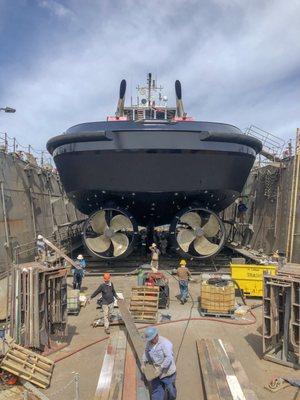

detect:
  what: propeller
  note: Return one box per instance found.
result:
[171,209,225,258]
[84,209,134,257]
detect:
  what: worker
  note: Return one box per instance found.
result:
[176,259,191,304]
[72,260,84,291]
[76,254,86,274]
[142,327,176,400]
[149,243,160,270]
[36,235,46,263]
[89,273,118,334]
[237,198,248,223]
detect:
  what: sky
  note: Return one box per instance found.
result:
[0,0,299,154]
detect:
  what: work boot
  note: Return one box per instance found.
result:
[105,328,110,334]
[180,298,184,305]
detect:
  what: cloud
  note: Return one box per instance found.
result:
[37,0,74,18]
[0,0,299,153]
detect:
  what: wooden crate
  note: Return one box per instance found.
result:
[200,281,235,314]
[0,343,54,388]
[129,286,159,323]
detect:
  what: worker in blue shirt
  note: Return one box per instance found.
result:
[72,254,86,291]
[142,327,177,400]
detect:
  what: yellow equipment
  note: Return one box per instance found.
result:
[231,263,277,297]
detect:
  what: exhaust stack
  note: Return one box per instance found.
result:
[116,79,127,117]
[175,80,185,118]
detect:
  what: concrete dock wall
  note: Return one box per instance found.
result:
[225,157,297,260]
[0,150,82,273]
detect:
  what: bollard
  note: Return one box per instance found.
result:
[74,372,79,400]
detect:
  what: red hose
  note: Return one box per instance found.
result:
[54,312,256,364]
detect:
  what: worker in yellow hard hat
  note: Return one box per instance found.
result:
[176,259,191,304]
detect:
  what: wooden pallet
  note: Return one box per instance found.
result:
[0,343,54,389]
[197,338,258,400]
[129,286,159,323]
[94,330,150,400]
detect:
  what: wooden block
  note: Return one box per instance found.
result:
[123,337,137,400]
[109,331,127,400]
[196,339,220,400]
[94,334,118,400]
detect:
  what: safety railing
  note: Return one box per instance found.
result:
[0,131,54,169]
[245,125,286,160]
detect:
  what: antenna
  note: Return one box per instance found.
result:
[147,73,152,107]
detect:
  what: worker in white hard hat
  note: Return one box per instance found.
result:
[176,259,191,304]
[76,254,86,269]
[142,327,177,400]
[72,254,86,291]
[149,243,160,270]
[36,235,46,263]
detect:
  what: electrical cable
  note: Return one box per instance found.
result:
[164,270,195,363]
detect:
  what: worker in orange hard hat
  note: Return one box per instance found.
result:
[89,272,119,334]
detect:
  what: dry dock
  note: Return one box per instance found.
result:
[39,274,300,400]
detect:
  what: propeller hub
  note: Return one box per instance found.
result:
[194,227,204,237]
[104,228,115,238]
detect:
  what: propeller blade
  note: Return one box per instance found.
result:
[203,214,220,237]
[110,214,133,232]
[86,235,111,253]
[193,236,219,256]
[180,212,202,230]
[90,210,108,234]
[111,233,129,257]
[177,229,196,252]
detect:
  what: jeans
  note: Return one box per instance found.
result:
[151,373,177,400]
[179,280,188,302]
[102,302,114,329]
[73,274,82,290]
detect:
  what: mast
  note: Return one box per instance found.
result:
[147,73,152,107]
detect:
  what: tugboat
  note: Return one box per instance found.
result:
[47,74,262,260]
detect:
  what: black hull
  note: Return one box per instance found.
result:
[47,120,262,225]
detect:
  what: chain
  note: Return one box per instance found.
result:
[264,169,279,199]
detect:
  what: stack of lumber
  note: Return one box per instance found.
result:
[200,280,235,316]
[0,342,54,389]
[197,338,258,400]
[94,330,149,400]
[129,286,159,323]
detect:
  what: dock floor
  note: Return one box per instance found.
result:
[41,274,300,400]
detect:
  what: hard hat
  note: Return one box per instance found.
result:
[103,272,111,282]
[145,326,158,342]
[37,234,43,240]
[151,243,157,247]
[77,254,83,260]
[180,259,187,266]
